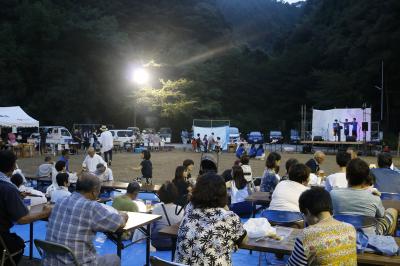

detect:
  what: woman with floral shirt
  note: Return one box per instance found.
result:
[174,172,247,266]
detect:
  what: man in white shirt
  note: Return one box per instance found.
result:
[325,151,351,192]
[82,147,107,173]
[99,125,114,166]
[94,163,114,182]
[37,156,54,177]
[51,173,71,203]
[268,163,309,212]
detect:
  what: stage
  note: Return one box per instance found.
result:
[301,140,379,155]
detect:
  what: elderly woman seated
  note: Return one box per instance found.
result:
[287,188,357,265]
[174,172,247,265]
[330,158,398,235]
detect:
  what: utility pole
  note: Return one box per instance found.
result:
[375,61,384,122]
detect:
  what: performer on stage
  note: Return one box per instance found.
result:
[351,118,358,139]
[333,119,340,141]
[340,118,350,139]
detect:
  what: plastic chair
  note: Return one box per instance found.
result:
[380,192,400,201]
[0,235,23,266]
[34,239,80,266]
[333,214,376,229]
[150,256,187,266]
[229,201,253,218]
[260,210,304,228]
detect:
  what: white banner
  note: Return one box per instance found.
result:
[192,126,229,150]
[312,108,371,141]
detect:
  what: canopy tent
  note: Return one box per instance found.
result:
[0,106,39,128]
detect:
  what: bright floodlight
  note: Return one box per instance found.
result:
[131,68,149,85]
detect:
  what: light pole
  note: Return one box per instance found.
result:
[129,67,150,127]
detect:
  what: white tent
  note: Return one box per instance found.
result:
[0,106,39,128]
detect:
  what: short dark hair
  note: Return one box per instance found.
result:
[377,152,392,168]
[55,160,66,172]
[76,173,101,193]
[44,156,52,162]
[61,150,68,156]
[191,172,227,209]
[336,151,351,167]
[299,187,333,216]
[232,165,247,190]
[289,163,310,184]
[56,173,69,187]
[183,159,194,168]
[157,181,178,204]
[285,158,299,173]
[11,173,24,187]
[266,152,281,169]
[127,181,141,194]
[0,150,16,173]
[142,150,151,160]
[346,158,370,186]
[240,155,250,165]
[174,166,186,181]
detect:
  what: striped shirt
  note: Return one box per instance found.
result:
[287,238,308,266]
[44,192,124,265]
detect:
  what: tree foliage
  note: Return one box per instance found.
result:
[0,0,399,140]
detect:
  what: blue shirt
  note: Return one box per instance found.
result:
[351,121,358,131]
[58,156,69,172]
[371,168,400,193]
[260,169,279,193]
[256,147,264,157]
[0,172,28,232]
[236,147,245,159]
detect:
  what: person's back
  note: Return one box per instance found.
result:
[325,172,347,192]
[37,163,53,177]
[51,186,71,204]
[45,192,124,265]
[230,180,249,204]
[371,167,400,193]
[260,169,278,192]
[269,180,308,212]
[291,219,357,265]
[330,188,384,218]
[112,194,138,212]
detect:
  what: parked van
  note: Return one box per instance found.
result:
[229,127,240,143]
[109,129,134,146]
[40,126,73,144]
[159,127,172,143]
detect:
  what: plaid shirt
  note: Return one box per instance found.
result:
[44,192,124,265]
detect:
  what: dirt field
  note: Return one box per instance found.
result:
[16,148,400,184]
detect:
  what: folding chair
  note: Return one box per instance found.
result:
[333,214,376,230]
[381,192,400,201]
[229,201,253,218]
[260,210,304,228]
[34,239,80,266]
[0,235,23,266]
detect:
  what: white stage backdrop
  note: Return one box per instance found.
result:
[192,126,229,150]
[312,108,371,141]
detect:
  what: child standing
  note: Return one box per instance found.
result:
[133,150,153,184]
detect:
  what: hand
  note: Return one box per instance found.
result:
[42,204,53,216]
[20,192,30,198]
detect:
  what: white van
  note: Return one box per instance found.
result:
[40,126,73,145]
[109,129,135,147]
[229,127,240,143]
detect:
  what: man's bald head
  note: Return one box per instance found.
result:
[76,172,101,197]
[87,147,95,157]
[314,151,326,164]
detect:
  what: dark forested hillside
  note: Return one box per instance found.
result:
[0,0,399,142]
[216,0,302,53]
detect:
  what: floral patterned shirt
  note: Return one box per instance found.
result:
[174,205,245,266]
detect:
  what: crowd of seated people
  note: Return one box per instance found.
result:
[2,145,400,266]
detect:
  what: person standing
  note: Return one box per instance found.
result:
[351,118,358,139]
[333,119,340,141]
[203,134,208,152]
[40,129,47,155]
[99,125,113,166]
[341,118,350,139]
